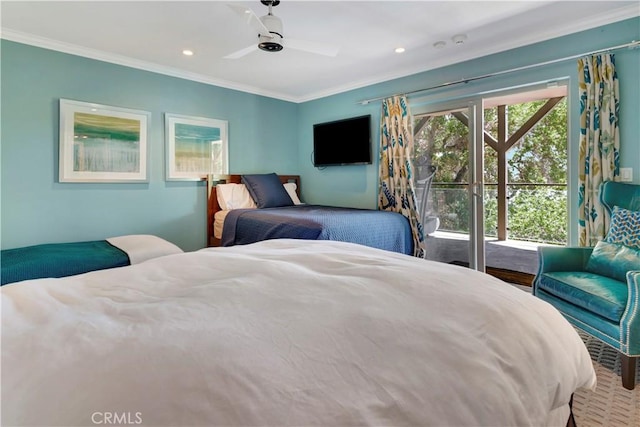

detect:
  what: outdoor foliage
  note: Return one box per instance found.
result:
[413,98,568,244]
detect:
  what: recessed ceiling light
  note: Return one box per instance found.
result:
[433,41,446,49]
[182,50,194,56]
[395,47,405,54]
[451,34,468,45]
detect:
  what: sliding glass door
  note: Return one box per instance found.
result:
[413,83,568,277]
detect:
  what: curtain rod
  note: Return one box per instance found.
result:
[357,40,640,105]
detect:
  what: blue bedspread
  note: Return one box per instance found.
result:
[222,205,413,255]
[1,240,130,285]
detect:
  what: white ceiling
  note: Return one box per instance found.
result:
[1,1,638,103]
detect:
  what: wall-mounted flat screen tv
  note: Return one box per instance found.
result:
[313,115,372,167]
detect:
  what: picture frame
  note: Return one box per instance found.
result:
[59,99,151,183]
[165,113,229,181]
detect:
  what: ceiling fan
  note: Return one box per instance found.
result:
[224,0,340,59]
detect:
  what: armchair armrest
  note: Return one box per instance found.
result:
[622,271,640,355]
[536,246,594,275]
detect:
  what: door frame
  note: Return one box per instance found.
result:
[412,100,485,272]
[469,100,485,272]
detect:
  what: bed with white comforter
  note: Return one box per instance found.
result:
[1,239,596,426]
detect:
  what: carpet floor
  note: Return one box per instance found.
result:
[573,331,640,427]
[508,283,638,426]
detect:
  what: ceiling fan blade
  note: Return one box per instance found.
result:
[227,4,271,36]
[223,44,259,59]
[285,38,340,57]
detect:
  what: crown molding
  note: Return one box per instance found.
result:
[0,28,299,103]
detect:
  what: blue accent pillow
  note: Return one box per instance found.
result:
[586,240,640,282]
[605,206,640,250]
[241,173,293,208]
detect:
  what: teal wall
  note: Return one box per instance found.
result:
[1,41,299,250]
[297,17,640,244]
[2,18,638,250]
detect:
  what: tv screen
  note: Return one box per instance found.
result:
[313,115,372,167]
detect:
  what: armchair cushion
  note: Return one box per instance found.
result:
[537,271,627,322]
[605,206,640,250]
[585,240,640,282]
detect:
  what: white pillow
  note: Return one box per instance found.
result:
[216,184,257,210]
[283,182,303,205]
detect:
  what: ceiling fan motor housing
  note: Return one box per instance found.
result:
[258,14,283,52]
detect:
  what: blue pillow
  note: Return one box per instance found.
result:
[586,240,640,282]
[605,206,640,250]
[241,173,293,208]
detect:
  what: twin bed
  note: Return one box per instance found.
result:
[207,174,413,255]
[1,234,183,285]
[1,175,597,426]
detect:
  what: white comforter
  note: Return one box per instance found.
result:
[1,239,596,427]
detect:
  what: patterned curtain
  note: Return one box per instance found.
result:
[577,54,620,246]
[378,95,424,257]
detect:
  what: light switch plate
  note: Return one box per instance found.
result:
[620,168,633,182]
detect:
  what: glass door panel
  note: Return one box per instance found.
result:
[413,103,484,271]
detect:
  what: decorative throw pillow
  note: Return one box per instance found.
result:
[605,206,640,250]
[241,173,293,208]
[585,240,640,282]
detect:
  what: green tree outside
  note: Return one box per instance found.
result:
[413,98,567,244]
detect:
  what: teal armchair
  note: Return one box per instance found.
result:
[533,181,640,390]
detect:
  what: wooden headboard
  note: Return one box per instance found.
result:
[206,174,301,247]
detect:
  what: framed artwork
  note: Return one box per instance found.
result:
[59,99,151,183]
[165,113,229,181]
